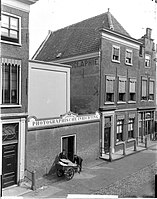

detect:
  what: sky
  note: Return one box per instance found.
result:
[29,0,157,58]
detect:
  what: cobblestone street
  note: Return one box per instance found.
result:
[95,162,156,197]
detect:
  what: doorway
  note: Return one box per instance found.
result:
[62,135,76,161]
[104,117,111,153]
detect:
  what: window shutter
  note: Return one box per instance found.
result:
[130,80,135,93]
[149,81,154,94]
[106,76,115,93]
[119,79,126,93]
[142,80,147,96]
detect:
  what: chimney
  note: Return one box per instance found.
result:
[107,8,114,30]
[146,28,152,39]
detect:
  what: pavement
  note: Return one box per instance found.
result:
[2,140,157,198]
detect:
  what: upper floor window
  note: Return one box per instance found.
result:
[1,58,21,105]
[105,76,115,103]
[125,49,132,65]
[145,54,151,68]
[141,78,147,100]
[118,77,126,102]
[129,79,136,101]
[1,13,20,44]
[112,45,120,62]
[149,80,154,100]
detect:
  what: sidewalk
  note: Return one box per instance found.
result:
[2,140,157,198]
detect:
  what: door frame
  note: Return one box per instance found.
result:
[100,111,115,156]
[1,118,26,187]
[61,134,76,159]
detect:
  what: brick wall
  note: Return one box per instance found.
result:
[27,121,100,179]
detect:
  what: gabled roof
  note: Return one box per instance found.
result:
[33,11,131,61]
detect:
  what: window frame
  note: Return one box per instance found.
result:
[141,77,147,101]
[148,79,155,101]
[112,45,120,63]
[0,58,21,107]
[125,49,133,65]
[118,77,126,103]
[105,75,115,104]
[1,12,21,45]
[116,119,124,142]
[128,78,136,102]
[145,54,151,68]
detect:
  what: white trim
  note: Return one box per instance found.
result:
[0,113,28,119]
[61,134,77,155]
[101,31,140,50]
[1,12,22,45]
[2,0,30,12]
[49,52,100,64]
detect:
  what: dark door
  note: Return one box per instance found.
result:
[2,144,18,188]
[62,136,75,161]
[104,117,111,153]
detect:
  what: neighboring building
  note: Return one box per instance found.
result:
[0,0,38,188]
[28,60,71,119]
[32,10,156,158]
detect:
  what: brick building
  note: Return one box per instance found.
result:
[0,0,38,188]
[33,10,156,159]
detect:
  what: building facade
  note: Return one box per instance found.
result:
[33,10,156,159]
[0,0,38,188]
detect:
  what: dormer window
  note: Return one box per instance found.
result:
[1,13,21,44]
[112,45,120,62]
[145,54,151,67]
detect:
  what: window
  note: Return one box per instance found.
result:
[128,119,134,139]
[141,79,147,100]
[1,58,21,105]
[145,55,151,67]
[112,46,120,62]
[118,77,126,102]
[1,13,20,44]
[129,79,136,101]
[117,120,123,142]
[105,76,115,102]
[149,80,154,100]
[125,50,132,65]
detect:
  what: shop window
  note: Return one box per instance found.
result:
[128,119,134,139]
[1,58,21,105]
[149,80,154,100]
[117,120,124,142]
[118,78,126,102]
[125,49,132,65]
[112,45,120,62]
[1,13,21,44]
[141,79,147,100]
[105,76,115,103]
[129,79,136,101]
[145,54,151,67]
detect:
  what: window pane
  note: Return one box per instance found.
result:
[142,80,147,96]
[119,80,125,93]
[2,64,10,103]
[10,30,18,39]
[2,15,9,28]
[1,28,9,37]
[11,66,18,103]
[10,17,18,30]
[149,81,154,94]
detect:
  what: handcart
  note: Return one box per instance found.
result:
[55,158,78,180]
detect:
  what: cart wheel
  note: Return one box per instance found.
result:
[56,169,64,177]
[65,167,74,180]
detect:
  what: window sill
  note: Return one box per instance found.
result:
[0,104,22,108]
[127,138,136,143]
[128,101,136,104]
[116,141,125,146]
[104,102,115,105]
[125,63,133,66]
[148,100,154,102]
[112,60,120,64]
[0,40,22,46]
[117,101,126,104]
